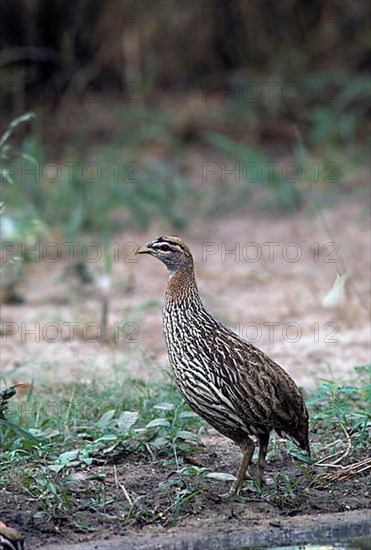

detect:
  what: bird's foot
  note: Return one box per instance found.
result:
[218,488,237,499]
[219,474,267,499]
[218,481,242,499]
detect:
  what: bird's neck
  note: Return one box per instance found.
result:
[165,266,200,306]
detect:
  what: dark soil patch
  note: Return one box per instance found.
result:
[1,435,370,548]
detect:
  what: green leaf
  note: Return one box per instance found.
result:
[338,386,358,394]
[0,112,36,150]
[153,402,175,411]
[48,464,64,473]
[1,168,14,184]
[176,430,199,442]
[94,434,117,443]
[21,152,38,165]
[102,444,119,454]
[206,472,236,481]
[151,436,169,448]
[178,466,207,476]
[58,450,79,463]
[179,411,200,419]
[97,410,115,427]
[0,418,40,443]
[118,411,139,432]
[288,448,313,463]
[145,418,171,428]
[9,112,36,128]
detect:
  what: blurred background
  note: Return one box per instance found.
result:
[1,0,370,386]
[1,0,370,230]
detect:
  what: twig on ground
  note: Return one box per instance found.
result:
[113,465,133,506]
[145,443,155,460]
[315,424,352,468]
[319,457,371,483]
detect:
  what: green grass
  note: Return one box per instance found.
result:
[0,365,370,525]
[202,132,303,212]
[4,148,197,236]
[2,108,199,239]
[0,374,204,521]
[308,364,370,449]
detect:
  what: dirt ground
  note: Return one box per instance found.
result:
[2,194,370,388]
[1,433,370,548]
[1,193,370,548]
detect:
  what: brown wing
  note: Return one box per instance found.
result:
[211,327,310,451]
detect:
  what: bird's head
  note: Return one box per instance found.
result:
[136,236,194,273]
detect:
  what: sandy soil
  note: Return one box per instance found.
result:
[1,195,370,390]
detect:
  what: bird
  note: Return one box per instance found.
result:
[137,236,311,497]
[0,521,24,550]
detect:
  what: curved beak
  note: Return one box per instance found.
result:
[136,244,153,255]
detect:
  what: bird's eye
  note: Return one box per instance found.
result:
[160,244,170,252]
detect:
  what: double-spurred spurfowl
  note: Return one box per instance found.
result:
[137,236,310,496]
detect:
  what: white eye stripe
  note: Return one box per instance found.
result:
[153,243,183,252]
[153,244,172,251]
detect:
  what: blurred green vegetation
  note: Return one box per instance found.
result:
[1,77,369,240]
[0,0,370,238]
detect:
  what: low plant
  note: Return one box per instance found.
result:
[0,366,369,529]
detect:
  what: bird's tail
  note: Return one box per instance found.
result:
[296,428,311,457]
[285,427,311,456]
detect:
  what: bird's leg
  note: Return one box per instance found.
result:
[257,433,270,486]
[220,438,255,499]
